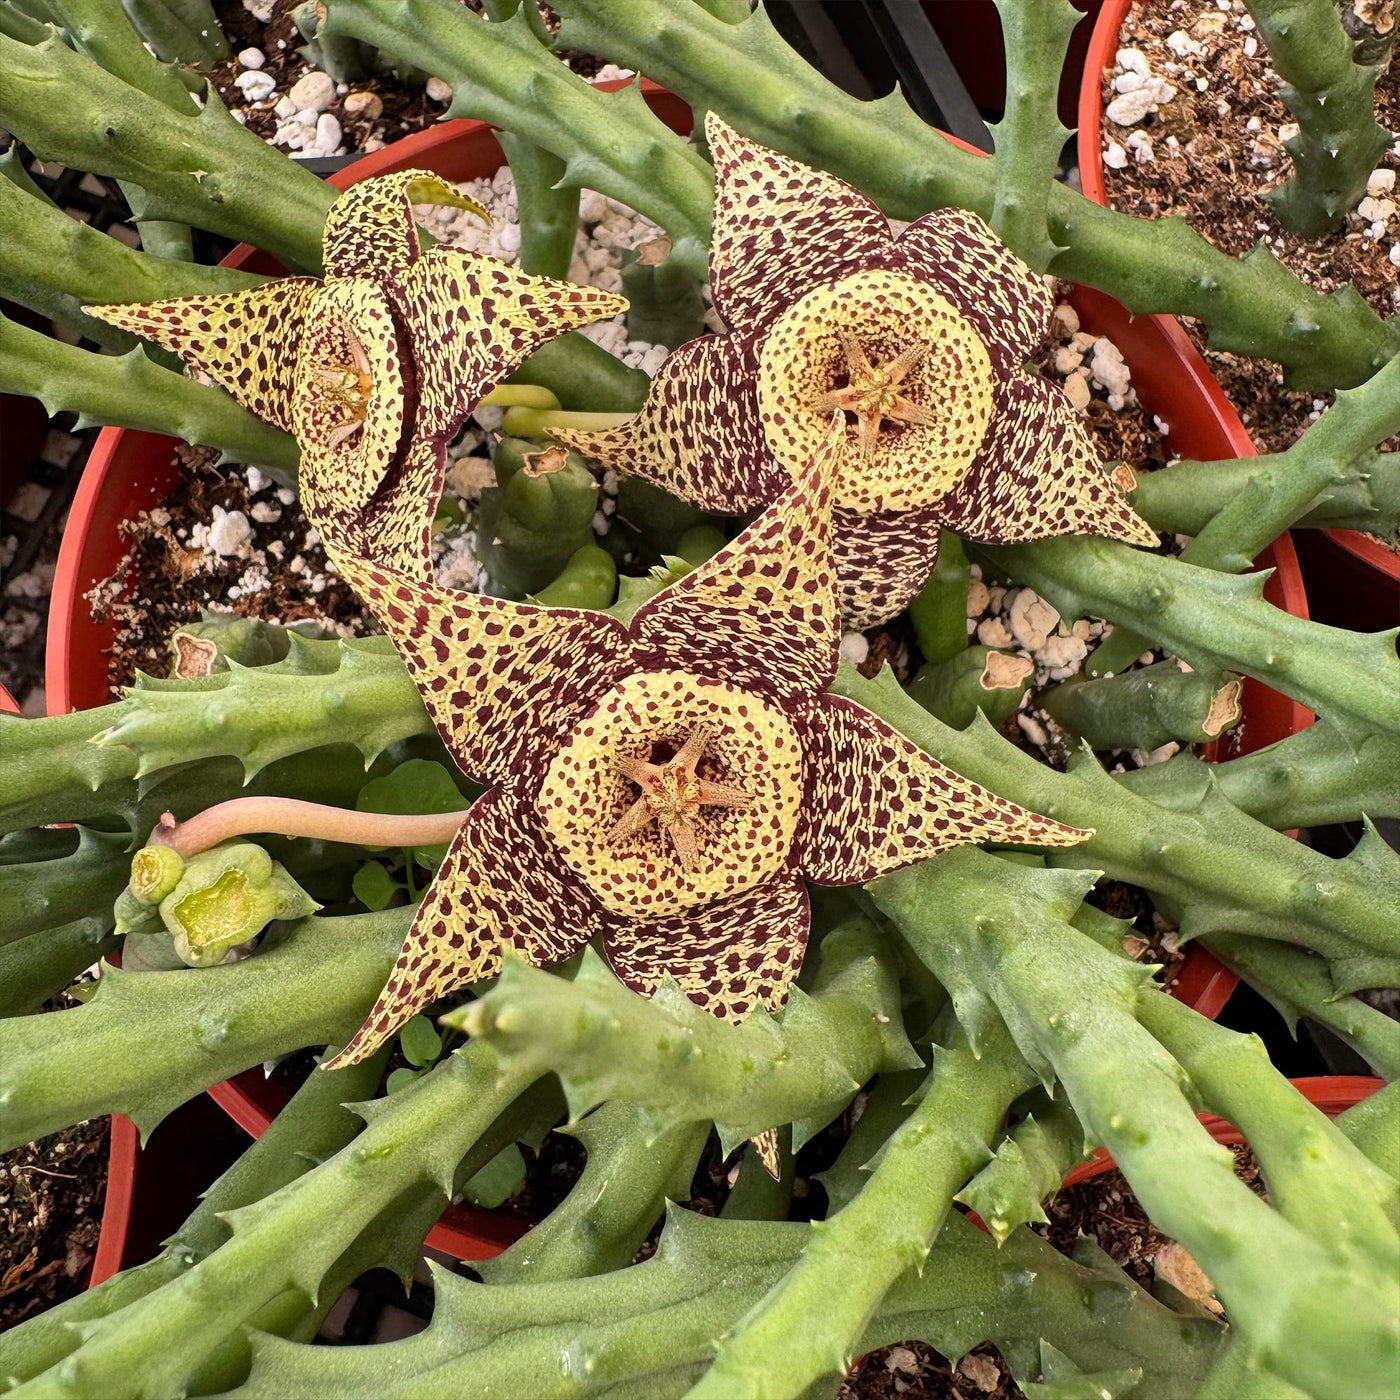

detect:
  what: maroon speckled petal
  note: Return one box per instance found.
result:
[602,869,810,1022]
[552,333,780,513]
[932,371,1158,548]
[833,503,943,631]
[627,419,842,703]
[394,246,627,442]
[894,209,1054,372]
[87,278,319,431]
[332,552,633,787]
[706,112,895,335]
[323,786,599,1068]
[798,694,1090,885]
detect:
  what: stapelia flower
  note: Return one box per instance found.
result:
[318,418,1091,1089]
[88,170,625,575]
[553,115,1158,629]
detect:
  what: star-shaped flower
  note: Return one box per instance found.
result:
[318,418,1090,1077]
[87,170,626,576]
[553,115,1157,629]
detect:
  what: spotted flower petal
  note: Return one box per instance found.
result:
[333,552,631,787]
[552,334,778,512]
[627,417,842,702]
[798,695,1090,885]
[833,504,943,633]
[324,787,599,1068]
[321,168,488,282]
[705,111,893,334]
[601,869,809,1024]
[932,371,1159,548]
[395,246,627,442]
[894,208,1055,371]
[86,278,319,430]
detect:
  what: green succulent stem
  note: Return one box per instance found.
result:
[0,914,119,1017]
[906,532,969,665]
[147,793,469,860]
[0,826,130,944]
[837,666,1400,986]
[497,131,581,281]
[0,907,410,1150]
[1245,0,1394,235]
[0,311,298,470]
[987,0,1079,270]
[119,0,229,67]
[1337,1081,1400,1174]
[1038,661,1243,751]
[550,0,1400,390]
[871,849,1400,1399]
[477,383,562,410]
[905,645,1033,732]
[692,1020,1033,1400]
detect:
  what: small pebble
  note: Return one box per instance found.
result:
[426,76,452,102]
[208,506,252,558]
[1104,140,1128,170]
[237,47,265,69]
[343,90,383,120]
[839,633,870,666]
[288,71,335,114]
[234,70,276,102]
[1368,169,1397,197]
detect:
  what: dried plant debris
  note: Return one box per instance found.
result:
[840,1341,1019,1400]
[0,1118,109,1331]
[1101,0,1400,456]
[88,445,368,694]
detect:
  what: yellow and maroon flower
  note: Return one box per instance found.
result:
[320,419,1090,1074]
[554,115,1158,628]
[87,170,625,576]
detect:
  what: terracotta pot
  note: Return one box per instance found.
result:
[1077,0,1400,620]
[1060,1075,1384,1187]
[48,89,1312,1240]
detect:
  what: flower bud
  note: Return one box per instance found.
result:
[158,842,319,968]
[128,844,186,905]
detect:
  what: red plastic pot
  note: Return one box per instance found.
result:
[1078,0,1400,620]
[1060,1075,1384,1187]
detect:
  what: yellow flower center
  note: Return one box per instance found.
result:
[537,671,803,917]
[755,267,996,514]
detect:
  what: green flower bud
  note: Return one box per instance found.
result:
[114,886,167,937]
[129,844,186,905]
[534,544,617,609]
[158,841,319,968]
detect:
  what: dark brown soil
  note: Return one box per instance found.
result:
[1100,1,1400,457]
[842,1342,1018,1400]
[0,1118,109,1332]
[89,445,367,694]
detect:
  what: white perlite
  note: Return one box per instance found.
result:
[234,70,276,102]
[208,506,253,558]
[237,47,265,69]
[838,633,870,666]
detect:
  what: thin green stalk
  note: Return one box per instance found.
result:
[497,131,581,281]
[906,533,969,665]
[1336,1081,1400,1174]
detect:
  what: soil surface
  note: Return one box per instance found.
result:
[1099,0,1400,458]
[0,1118,109,1332]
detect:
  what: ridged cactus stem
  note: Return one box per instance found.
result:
[1117,719,1400,830]
[969,534,1400,738]
[0,907,411,1149]
[497,132,581,281]
[1092,348,1400,677]
[0,311,298,470]
[1246,0,1394,234]
[0,32,334,272]
[147,794,468,860]
[1137,989,1400,1246]
[814,1068,925,1213]
[0,1044,385,1387]
[454,923,921,1146]
[478,1103,710,1285]
[323,0,714,275]
[0,914,119,1017]
[1199,933,1400,1081]
[10,1049,536,1400]
[988,0,1079,270]
[0,826,130,943]
[691,1021,1033,1400]
[119,0,229,67]
[1337,1081,1400,1173]
[550,0,1400,390]
[906,645,1034,732]
[1128,450,1400,541]
[1039,661,1243,751]
[872,848,1400,1399]
[836,667,1400,984]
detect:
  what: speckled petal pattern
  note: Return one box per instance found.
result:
[755,267,996,514]
[323,786,599,1068]
[87,278,319,430]
[932,371,1159,548]
[394,247,628,441]
[832,503,943,631]
[537,670,805,917]
[895,208,1055,372]
[601,869,810,1024]
[627,421,842,702]
[322,168,488,281]
[332,552,632,787]
[552,332,778,512]
[706,112,893,335]
[799,694,1090,884]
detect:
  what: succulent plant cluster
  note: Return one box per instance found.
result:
[1,1,1398,1397]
